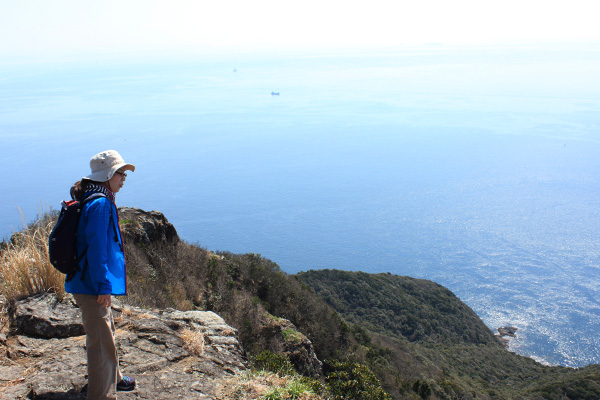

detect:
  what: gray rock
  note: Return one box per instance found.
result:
[118,207,179,245]
[255,313,323,377]
[497,326,518,337]
[496,326,518,348]
[2,294,247,400]
[8,293,84,338]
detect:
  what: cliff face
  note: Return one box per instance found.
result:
[2,292,246,399]
[0,207,324,400]
[2,207,600,400]
[116,208,324,377]
[118,207,179,245]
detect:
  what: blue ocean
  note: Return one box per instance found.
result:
[1,44,599,367]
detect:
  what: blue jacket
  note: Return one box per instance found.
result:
[64,195,127,296]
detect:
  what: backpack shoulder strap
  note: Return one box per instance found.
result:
[80,193,119,241]
[109,203,122,251]
[80,192,106,205]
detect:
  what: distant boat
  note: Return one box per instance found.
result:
[271,92,280,96]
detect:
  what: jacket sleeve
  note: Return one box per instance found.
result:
[84,198,113,294]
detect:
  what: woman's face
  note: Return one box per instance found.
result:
[108,168,127,193]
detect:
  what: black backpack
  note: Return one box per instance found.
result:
[48,193,106,282]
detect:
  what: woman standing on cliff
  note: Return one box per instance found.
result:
[66,150,137,400]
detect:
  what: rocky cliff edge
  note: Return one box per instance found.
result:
[1,292,247,399]
[0,207,324,399]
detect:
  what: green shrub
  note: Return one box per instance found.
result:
[252,351,297,376]
[324,360,392,400]
[262,387,285,400]
[261,378,317,400]
[282,328,303,344]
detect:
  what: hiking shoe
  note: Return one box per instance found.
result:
[117,376,136,391]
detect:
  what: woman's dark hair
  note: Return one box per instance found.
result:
[71,179,106,201]
[70,180,90,201]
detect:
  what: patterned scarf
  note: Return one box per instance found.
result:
[85,183,116,203]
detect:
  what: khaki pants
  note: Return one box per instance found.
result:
[74,294,123,400]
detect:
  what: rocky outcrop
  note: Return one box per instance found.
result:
[8,294,84,338]
[496,326,518,347]
[116,206,324,379]
[1,208,327,398]
[1,293,247,399]
[118,207,179,245]
[254,313,323,377]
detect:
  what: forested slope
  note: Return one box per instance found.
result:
[297,269,600,399]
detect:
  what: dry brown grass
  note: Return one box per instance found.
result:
[180,328,206,356]
[0,211,65,301]
[119,305,157,320]
[0,294,7,333]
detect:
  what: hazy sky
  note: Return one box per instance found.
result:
[1,0,599,59]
